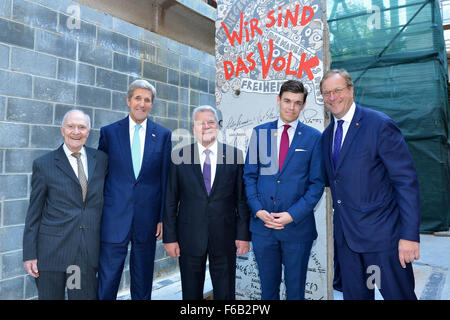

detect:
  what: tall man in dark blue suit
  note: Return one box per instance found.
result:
[321,69,420,300]
[97,79,171,300]
[243,80,325,300]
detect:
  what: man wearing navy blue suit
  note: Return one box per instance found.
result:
[243,80,325,300]
[321,69,420,300]
[97,79,171,300]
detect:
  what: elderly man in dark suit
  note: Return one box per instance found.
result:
[23,109,108,300]
[163,105,251,300]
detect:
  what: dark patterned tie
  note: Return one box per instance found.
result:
[279,124,291,171]
[72,152,88,202]
[203,149,211,195]
[332,120,344,168]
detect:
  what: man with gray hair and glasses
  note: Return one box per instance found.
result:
[97,79,172,300]
[23,110,108,299]
[321,69,420,300]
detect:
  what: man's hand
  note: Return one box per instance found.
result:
[164,242,180,258]
[156,222,163,241]
[256,209,284,229]
[398,239,420,268]
[235,240,250,255]
[24,259,39,278]
[270,212,293,226]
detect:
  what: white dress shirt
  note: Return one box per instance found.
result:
[332,102,356,149]
[197,140,218,187]
[276,118,299,152]
[63,144,88,180]
[129,116,147,168]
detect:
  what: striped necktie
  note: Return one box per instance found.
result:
[71,152,87,202]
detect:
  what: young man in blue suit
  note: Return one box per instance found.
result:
[321,69,420,300]
[97,80,171,300]
[243,80,325,300]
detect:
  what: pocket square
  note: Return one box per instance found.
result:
[295,148,307,151]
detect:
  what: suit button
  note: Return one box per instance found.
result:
[337,200,342,204]
[277,180,280,184]
[334,180,338,184]
[270,196,274,200]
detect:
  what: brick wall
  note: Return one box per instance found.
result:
[0,0,215,299]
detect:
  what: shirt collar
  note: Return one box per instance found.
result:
[277,118,298,130]
[63,143,85,158]
[129,116,147,131]
[197,139,218,156]
[333,102,356,124]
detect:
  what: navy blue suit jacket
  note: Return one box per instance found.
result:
[322,104,421,253]
[98,116,171,243]
[243,120,325,242]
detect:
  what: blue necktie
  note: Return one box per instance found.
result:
[203,149,211,195]
[332,120,344,168]
[132,124,142,179]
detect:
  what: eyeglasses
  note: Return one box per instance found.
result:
[194,120,218,128]
[322,86,348,98]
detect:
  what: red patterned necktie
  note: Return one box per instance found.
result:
[279,124,291,171]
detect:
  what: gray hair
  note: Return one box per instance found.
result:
[61,109,91,130]
[320,69,354,93]
[128,79,157,102]
[191,105,219,124]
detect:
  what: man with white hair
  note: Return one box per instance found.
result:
[163,105,250,300]
[23,110,108,299]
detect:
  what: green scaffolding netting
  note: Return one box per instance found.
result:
[327,0,450,232]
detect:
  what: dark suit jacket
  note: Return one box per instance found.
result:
[98,116,171,243]
[322,104,421,253]
[243,120,325,242]
[163,143,251,257]
[23,145,108,271]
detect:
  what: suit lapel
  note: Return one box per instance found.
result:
[279,122,303,175]
[267,120,278,170]
[138,118,156,181]
[335,105,363,170]
[323,120,335,174]
[54,145,79,185]
[191,143,208,196]
[209,143,226,196]
[85,147,97,186]
[117,116,135,179]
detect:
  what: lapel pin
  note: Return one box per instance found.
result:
[356,123,359,126]
[152,133,156,137]
[274,132,278,136]
[298,132,302,135]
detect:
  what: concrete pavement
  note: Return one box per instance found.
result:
[333,232,450,300]
[118,232,449,300]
